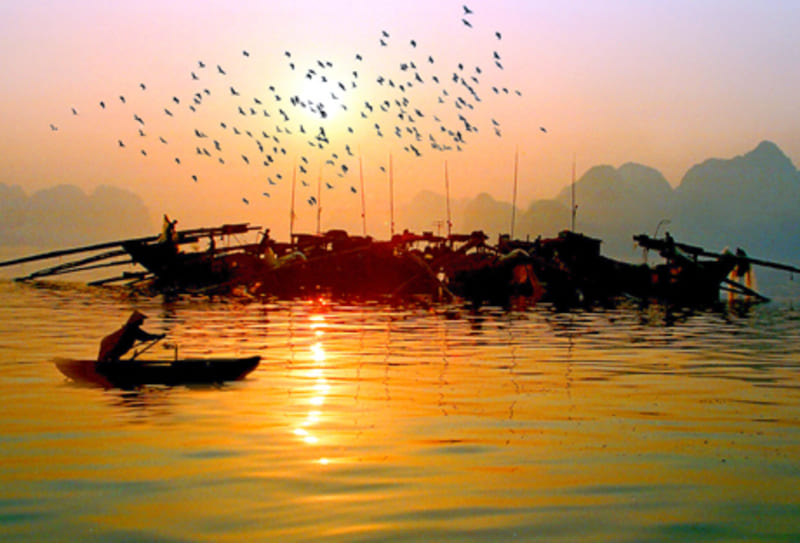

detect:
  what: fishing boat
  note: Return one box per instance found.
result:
[54,356,261,388]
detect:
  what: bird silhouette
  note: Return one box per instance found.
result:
[495,31,502,40]
[198,60,206,68]
[242,198,249,204]
[217,65,226,75]
[140,83,146,90]
[243,50,250,57]
[463,5,473,14]
[462,18,472,27]
[50,124,58,131]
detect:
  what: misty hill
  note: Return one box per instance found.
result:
[0,184,153,248]
[401,141,800,266]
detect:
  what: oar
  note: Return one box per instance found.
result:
[130,335,165,360]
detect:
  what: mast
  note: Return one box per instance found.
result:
[445,160,452,237]
[359,152,367,236]
[290,160,297,242]
[511,146,519,239]
[316,164,322,235]
[389,153,395,237]
[570,153,577,232]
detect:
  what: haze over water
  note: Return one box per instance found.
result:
[2,280,800,542]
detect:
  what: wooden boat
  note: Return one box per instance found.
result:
[54,356,260,388]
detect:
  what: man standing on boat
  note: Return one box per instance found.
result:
[97,311,164,362]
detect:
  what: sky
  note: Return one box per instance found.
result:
[2,0,799,239]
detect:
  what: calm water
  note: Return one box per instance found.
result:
[2,279,800,542]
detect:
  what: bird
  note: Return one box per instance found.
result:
[242,198,249,204]
[175,157,181,164]
[49,124,58,131]
[172,96,180,104]
[71,107,78,115]
[164,108,173,116]
[134,114,144,125]
[191,72,198,80]
[243,50,250,57]
[198,60,206,68]
[230,86,240,96]
[119,96,126,103]
[192,175,198,182]
[495,31,502,40]
[99,101,105,109]
[539,126,547,133]
[263,192,270,198]
[463,5,473,14]
[217,65,226,75]
[462,18,472,27]
[140,83,146,90]
[350,186,357,193]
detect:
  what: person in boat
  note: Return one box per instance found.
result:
[97,311,165,362]
[157,214,179,254]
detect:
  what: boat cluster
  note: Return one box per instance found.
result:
[110,224,781,308]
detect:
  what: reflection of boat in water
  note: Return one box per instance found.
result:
[54,356,261,389]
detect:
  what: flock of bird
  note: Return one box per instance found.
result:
[51,5,537,210]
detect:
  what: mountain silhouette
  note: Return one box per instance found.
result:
[0,183,153,248]
[402,140,799,267]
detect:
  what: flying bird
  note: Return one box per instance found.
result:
[217,65,226,75]
[140,83,146,90]
[462,18,472,27]
[463,5,473,14]
[242,198,249,204]
[50,124,58,131]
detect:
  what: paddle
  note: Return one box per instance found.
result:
[130,335,166,360]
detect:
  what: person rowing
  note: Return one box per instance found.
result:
[97,311,165,362]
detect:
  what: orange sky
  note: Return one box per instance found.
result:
[2,0,799,239]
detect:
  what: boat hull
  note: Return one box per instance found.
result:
[54,356,260,388]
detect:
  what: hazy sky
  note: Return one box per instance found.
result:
[2,0,799,238]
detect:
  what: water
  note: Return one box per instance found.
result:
[2,279,800,542]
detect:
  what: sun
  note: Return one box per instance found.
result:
[293,78,348,124]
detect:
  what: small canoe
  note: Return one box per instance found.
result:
[54,356,260,388]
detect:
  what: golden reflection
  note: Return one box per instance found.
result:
[290,310,334,463]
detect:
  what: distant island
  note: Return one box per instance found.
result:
[0,184,153,248]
